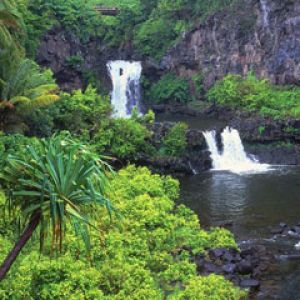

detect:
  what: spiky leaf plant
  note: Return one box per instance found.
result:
[0,134,113,280]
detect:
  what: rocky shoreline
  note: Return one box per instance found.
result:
[188,219,300,299]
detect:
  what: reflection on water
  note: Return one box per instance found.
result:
[179,167,300,239]
[179,167,300,299]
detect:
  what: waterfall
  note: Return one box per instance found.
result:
[203,127,269,174]
[107,60,142,118]
[260,0,270,27]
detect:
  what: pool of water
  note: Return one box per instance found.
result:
[179,167,300,299]
[155,112,225,130]
[157,113,300,299]
[179,167,300,239]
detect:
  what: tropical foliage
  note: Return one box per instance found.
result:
[147,73,192,104]
[161,122,188,157]
[52,85,111,135]
[0,134,113,279]
[208,73,300,119]
[0,165,244,299]
[93,117,152,159]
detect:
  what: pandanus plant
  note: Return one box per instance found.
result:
[0,134,113,281]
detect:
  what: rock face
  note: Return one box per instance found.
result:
[36,27,136,91]
[161,0,300,89]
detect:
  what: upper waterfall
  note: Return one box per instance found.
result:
[107,60,142,118]
[203,127,270,174]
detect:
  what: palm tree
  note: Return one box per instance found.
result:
[0,59,59,132]
[0,0,24,70]
[0,59,59,110]
[0,0,23,48]
[0,134,114,281]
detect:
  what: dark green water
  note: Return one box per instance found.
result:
[178,168,300,300]
[179,168,300,239]
[157,113,300,299]
[155,112,225,130]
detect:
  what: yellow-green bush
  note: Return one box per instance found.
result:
[0,165,242,299]
[170,274,247,300]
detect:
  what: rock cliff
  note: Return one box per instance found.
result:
[161,0,300,89]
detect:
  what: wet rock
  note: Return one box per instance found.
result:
[222,263,237,274]
[253,245,267,255]
[209,248,226,258]
[240,279,260,289]
[279,222,288,228]
[291,226,300,235]
[241,248,256,258]
[162,0,300,90]
[203,262,222,274]
[223,251,235,262]
[237,260,253,275]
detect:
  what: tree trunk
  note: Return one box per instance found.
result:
[0,211,41,281]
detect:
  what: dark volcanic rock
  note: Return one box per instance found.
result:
[222,263,237,274]
[161,0,300,89]
[240,279,260,289]
[237,259,254,275]
[36,26,137,91]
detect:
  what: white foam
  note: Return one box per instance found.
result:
[203,127,270,175]
[107,60,142,118]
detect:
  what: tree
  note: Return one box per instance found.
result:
[0,134,113,280]
[0,59,59,132]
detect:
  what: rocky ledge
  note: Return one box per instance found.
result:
[151,103,300,167]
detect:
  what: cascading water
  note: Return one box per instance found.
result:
[203,127,269,174]
[260,0,270,28]
[107,60,142,118]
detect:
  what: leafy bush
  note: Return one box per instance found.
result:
[52,85,112,134]
[0,134,37,167]
[161,122,188,157]
[0,165,241,299]
[170,274,247,299]
[93,117,152,159]
[208,73,300,119]
[148,74,192,104]
[134,17,178,60]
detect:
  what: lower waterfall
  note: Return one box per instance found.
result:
[203,127,269,174]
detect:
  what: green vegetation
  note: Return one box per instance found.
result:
[0,164,244,298]
[0,1,59,133]
[15,0,238,60]
[93,117,152,159]
[208,73,300,119]
[147,73,192,104]
[0,1,255,298]
[0,134,112,280]
[258,125,265,135]
[52,86,111,135]
[161,122,188,156]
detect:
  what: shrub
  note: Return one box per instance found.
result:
[170,274,247,300]
[207,73,300,119]
[148,74,192,104]
[52,85,112,134]
[0,165,241,299]
[161,122,188,156]
[93,118,152,159]
[134,17,178,60]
